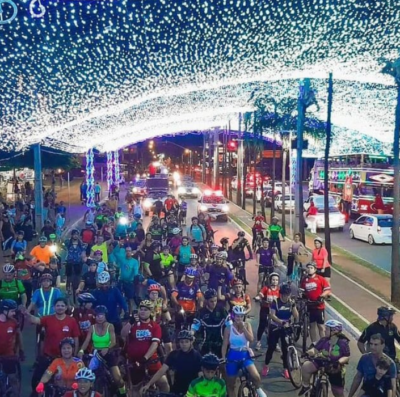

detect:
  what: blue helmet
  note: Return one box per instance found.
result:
[184,267,197,278]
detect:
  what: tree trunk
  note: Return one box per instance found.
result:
[391,81,400,304]
[281,145,287,231]
[324,73,333,265]
[270,136,276,222]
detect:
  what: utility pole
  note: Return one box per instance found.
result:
[237,113,243,207]
[213,129,220,189]
[208,132,213,186]
[202,133,206,183]
[33,143,44,232]
[228,121,233,201]
[294,78,310,243]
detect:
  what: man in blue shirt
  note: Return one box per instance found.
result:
[118,247,139,314]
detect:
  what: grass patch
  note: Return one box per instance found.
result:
[230,214,253,234]
[329,296,368,332]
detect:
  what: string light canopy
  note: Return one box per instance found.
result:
[1,0,399,154]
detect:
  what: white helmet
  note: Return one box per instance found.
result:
[216,251,228,259]
[97,271,110,284]
[75,367,96,381]
[172,228,181,235]
[232,306,246,316]
[3,263,15,273]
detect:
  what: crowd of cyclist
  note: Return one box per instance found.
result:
[0,191,399,397]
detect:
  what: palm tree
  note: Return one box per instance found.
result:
[381,58,400,304]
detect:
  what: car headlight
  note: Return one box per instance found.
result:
[192,187,200,194]
[222,205,229,212]
[200,205,208,212]
[178,187,186,194]
[143,200,152,209]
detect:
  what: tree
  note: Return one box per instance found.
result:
[381,58,400,304]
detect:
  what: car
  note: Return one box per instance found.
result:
[349,214,394,245]
[131,179,147,196]
[304,194,337,211]
[274,194,295,213]
[142,192,169,216]
[198,190,229,222]
[177,182,201,198]
[309,206,346,231]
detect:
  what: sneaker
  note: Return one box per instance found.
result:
[282,369,290,379]
[262,365,269,377]
[275,345,281,353]
[255,341,262,350]
[256,388,267,397]
[298,385,311,396]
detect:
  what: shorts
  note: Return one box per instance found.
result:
[0,356,20,376]
[226,349,254,377]
[98,349,119,367]
[119,281,135,300]
[130,360,162,385]
[258,266,274,275]
[308,308,325,324]
[160,323,172,344]
[317,267,331,278]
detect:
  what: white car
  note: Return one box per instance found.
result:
[177,183,200,198]
[304,194,337,211]
[349,214,393,245]
[274,194,295,213]
[198,190,229,222]
[310,207,346,231]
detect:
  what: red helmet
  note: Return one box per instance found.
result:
[148,283,161,292]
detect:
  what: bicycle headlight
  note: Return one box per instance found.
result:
[50,245,57,253]
[119,217,128,225]
[143,199,152,209]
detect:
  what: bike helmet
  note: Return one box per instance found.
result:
[59,337,75,349]
[306,262,317,269]
[325,320,343,333]
[280,283,292,295]
[70,229,79,235]
[216,251,228,259]
[201,353,220,370]
[151,242,162,250]
[49,233,56,239]
[17,230,25,236]
[184,267,197,278]
[93,250,102,256]
[2,263,15,273]
[237,231,245,237]
[177,330,193,341]
[377,306,395,320]
[94,305,108,315]
[40,273,53,282]
[211,244,219,250]
[314,237,324,244]
[268,272,280,281]
[272,216,279,221]
[75,367,96,382]
[134,213,141,219]
[148,283,161,292]
[190,253,198,260]
[204,288,217,300]
[232,305,246,316]
[232,278,244,286]
[0,299,17,312]
[39,236,47,243]
[139,300,154,310]
[97,271,111,284]
[77,293,96,305]
[220,237,229,244]
[172,228,181,235]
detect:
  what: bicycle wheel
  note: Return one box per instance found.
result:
[315,381,328,397]
[237,380,257,397]
[286,346,302,389]
[301,314,309,353]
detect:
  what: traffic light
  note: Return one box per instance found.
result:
[227,140,237,152]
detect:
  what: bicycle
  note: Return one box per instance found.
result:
[0,355,21,397]
[303,355,332,397]
[395,358,400,397]
[252,230,264,250]
[296,298,321,353]
[226,353,263,397]
[42,383,75,397]
[281,324,302,389]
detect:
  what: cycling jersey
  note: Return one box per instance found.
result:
[270,298,295,325]
[206,265,233,291]
[268,224,284,240]
[0,279,25,301]
[15,259,33,281]
[46,357,84,387]
[259,286,280,308]
[257,247,275,267]
[91,242,109,263]
[228,293,251,311]
[172,281,202,313]
[31,287,63,316]
[300,274,331,310]
[149,225,164,240]
[314,335,351,362]
[252,215,264,228]
[0,318,18,356]
[160,253,175,268]
[72,308,96,344]
[187,376,227,397]
[92,287,128,324]
[151,297,164,323]
[180,202,188,211]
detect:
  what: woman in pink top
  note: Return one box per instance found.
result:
[312,237,331,281]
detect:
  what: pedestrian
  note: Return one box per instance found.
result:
[306,201,318,234]
[94,182,101,203]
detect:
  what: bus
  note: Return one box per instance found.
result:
[309,156,395,217]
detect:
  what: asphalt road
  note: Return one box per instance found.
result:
[20,191,362,397]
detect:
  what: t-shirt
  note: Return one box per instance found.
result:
[46,357,84,387]
[165,349,202,394]
[314,335,351,362]
[0,318,18,356]
[119,257,140,282]
[72,308,96,337]
[175,244,195,265]
[81,229,95,245]
[0,279,25,301]
[362,375,392,397]
[91,241,108,263]
[257,247,275,267]
[172,281,202,313]
[188,224,205,242]
[300,275,331,310]
[187,376,227,397]
[40,315,80,358]
[82,272,97,291]
[357,353,397,381]
[270,298,295,325]
[127,320,161,362]
[206,265,233,291]
[259,286,280,308]
[30,245,53,264]
[15,259,33,281]
[312,247,330,270]
[32,287,63,316]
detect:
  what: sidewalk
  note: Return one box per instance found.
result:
[198,182,400,332]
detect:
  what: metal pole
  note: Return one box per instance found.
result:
[33,143,44,232]
[289,130,292,237]
[213,130,220,189]
[237,113,243,206]
[67,172,71,222]
[228,121,233,201]
[202,133,206,183]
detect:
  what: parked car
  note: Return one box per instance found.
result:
[274,194,295,213]
[308,206,346,231]
[349,214,393,245]
[304,194,337,211]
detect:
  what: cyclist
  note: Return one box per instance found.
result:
[46,257,61,288]
[0,263,27,309]
[252,211,265,250]
[30,236,53,267]
[299,320,350,397]
[153,197,164,218]
[14,251,34,305]
[227,279,251,314]
[312,237,331,282]
[143,242,164,282]
[76,260,98,294]
[11,230,27,257]
[231,231,252,285]
[205,252,233,299]
[148,217,164,242]
[262,283,299,378]
[187,217,206,254]
[186,353,226,397]
[160,245,176,288]
[192,288,228,358]
[164,214,179,242]
[255,272,280,350]
[255,238,278,299]
[36,337,84,391]
[91,271,128,335]
[267,216,285,262]
[81,222,96,255]
[121,300,169,393]
[79,305,125,396]
[299,262,331,345]
[73,293,96,349]
[175,236,196,276]
[358,306,400,361]
[141,330,202,395]
[222,306,266,397]
[62,368,102,397]
[179,198,188,225]
[90,234,111,264]
[0,299,22,392]
[171,268,204,331]
[168,227,182,252]
[208,244,219,263]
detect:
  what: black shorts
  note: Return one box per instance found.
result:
[160,323,172,344]
[316,267,331,278]
[308,309,325,325]
[201,343,223,358]
[258,266,274,275]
